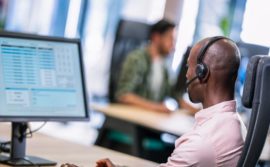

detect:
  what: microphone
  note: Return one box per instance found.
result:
[186,76,198,88]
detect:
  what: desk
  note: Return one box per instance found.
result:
[92,104,194,159]
[92,104,194,136]
[0,123,158,167]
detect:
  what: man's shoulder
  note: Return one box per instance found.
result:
[127,48,148,60]
[120,48,150,75]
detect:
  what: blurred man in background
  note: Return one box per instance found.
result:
[115,19,176,113]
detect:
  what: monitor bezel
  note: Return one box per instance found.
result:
[0,31,89,122]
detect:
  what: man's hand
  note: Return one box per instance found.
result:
[96,158,115,167]
[60,163,78,167]
[150,103,171,113]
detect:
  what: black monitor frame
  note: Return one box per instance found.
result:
[0,31,89,166]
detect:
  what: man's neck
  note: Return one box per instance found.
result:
[202,88,235,109]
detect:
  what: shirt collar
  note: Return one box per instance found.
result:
[195,100,236,125]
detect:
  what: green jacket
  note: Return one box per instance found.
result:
[115,48,172,102]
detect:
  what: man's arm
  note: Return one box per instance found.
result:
[118,93,170,113]
[158,133,215,167]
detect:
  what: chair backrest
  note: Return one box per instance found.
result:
[173,46,191,96]
[237,55,270,167]
[108,19,150,101]
[236,42,269,59]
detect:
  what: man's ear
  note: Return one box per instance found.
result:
[151,33,158,41]
[201,69,210,83]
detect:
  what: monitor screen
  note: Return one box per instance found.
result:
[0,32,88,121]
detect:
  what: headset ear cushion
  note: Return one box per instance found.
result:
[196,63,208,79]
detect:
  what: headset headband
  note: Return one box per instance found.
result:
[197,36,228,64]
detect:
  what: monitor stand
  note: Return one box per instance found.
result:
[0,122,57,166]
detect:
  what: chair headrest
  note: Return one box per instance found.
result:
[242,55,263,108]
[116,20,150,40]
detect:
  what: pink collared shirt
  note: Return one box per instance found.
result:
[159,100,246,167]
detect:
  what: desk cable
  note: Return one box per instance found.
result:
[0,141,10,153]
[24,122,47,138]
[0,122,47,153]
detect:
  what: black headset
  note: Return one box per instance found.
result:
[186,36,229,87]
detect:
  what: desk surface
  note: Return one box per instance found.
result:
[92,104,194,136]
[0,123,158,167]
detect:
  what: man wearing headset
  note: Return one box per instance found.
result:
[62,36,246,167]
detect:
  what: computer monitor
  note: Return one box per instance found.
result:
[0,32,89,166]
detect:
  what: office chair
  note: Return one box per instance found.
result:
[173,46,191,96]
[236,42,269,58]
[237,55,270,167]
[108,19,150,101]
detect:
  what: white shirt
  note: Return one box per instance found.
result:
[149,58,165,101]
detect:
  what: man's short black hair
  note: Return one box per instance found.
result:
[149,19,175,38]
